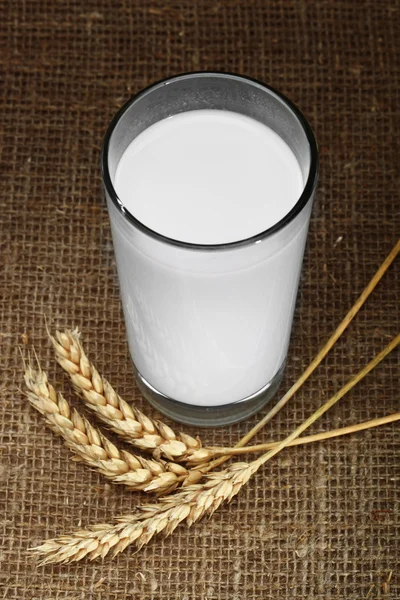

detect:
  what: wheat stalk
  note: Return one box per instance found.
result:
[50,329,201,462]
[24,362,191,494]
[186,412,400,464]
[31,334,399,564]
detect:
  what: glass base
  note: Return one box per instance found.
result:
[133,362,286,427]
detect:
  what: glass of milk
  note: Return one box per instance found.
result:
[101,72,318,426]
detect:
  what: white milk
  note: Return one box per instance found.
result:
[115,110,303,244]
[108,109,311,407]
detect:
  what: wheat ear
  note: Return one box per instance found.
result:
[24,362,190,494]
[31,334,399,564]
[50,329,201,462]
[30,460,258,565]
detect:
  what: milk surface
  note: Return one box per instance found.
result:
[108,110,312,407]
[115,110,303,244]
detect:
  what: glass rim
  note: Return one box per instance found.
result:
[101,71,319,251]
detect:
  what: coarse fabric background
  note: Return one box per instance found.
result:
[0,1,399,598]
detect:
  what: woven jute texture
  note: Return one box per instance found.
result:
[0,1,399,598]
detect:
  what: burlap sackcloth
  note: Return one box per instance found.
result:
[0,1,399,598]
